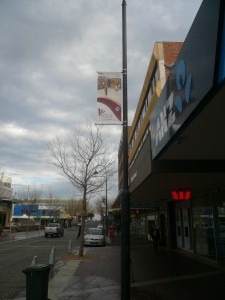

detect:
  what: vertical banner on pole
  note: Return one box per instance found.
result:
[96,72,122,125]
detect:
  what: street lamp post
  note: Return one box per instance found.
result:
[121,1,130,299]
[104,172,108,236]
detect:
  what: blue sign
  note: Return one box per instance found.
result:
[150,0,221,158]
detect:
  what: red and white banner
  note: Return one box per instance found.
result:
[96,72,122,125]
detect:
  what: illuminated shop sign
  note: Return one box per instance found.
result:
[150,0,221,159]
[171,190,191,201]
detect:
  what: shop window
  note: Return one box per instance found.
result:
[192,196,216,260]
[217,196,225,258]
[148,86,152,100]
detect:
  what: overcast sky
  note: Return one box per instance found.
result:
[0,0,202,199]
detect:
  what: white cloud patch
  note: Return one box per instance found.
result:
[1,123,29,138]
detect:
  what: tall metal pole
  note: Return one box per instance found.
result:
[121,0,130,299]
[105,173,108,236]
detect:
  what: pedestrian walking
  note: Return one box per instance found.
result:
[151,224,160,251]
[109,224,114,239]
[77,225,81,240]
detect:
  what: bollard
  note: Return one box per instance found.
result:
[49,247,55,266]
[22,264,51,300]
[31,256,38,266]
[68,238,72,254]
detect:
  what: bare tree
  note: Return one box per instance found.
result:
[95,198,105,223]
[15,185,42,233]
[45,188,61,221]
[18,185,42,217]
[94,196,115,224]
[64,198,82,219]
[48,122,117,256]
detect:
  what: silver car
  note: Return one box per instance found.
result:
[84,228,105,246]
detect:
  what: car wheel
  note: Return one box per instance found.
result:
[45,234,48,238]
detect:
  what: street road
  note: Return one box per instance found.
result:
[0,227,82,299]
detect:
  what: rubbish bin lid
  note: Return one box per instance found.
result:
[23,264,51,274]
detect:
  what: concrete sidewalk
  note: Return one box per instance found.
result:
[48,242,121,300]
[0,229,45,242]
[13,233,225,300]
[129,239,225,300]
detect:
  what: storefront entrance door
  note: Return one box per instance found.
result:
[176,205,191,250]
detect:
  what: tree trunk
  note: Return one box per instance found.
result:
[79,192,86,256]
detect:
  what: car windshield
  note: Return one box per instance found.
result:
[48,223,59,227]
[87,228,103,235]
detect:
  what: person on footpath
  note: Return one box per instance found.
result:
[151,224,160,251]
[109,224,114,240]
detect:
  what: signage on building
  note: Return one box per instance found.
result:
[153,59,192,149]
[150,0,222,159]
[96,72,122,125]
[171,190,191,201]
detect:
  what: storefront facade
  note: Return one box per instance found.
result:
[152,0,225,263]
[165,190,225,263]
[125,0,225,264]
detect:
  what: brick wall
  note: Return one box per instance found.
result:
[163,42,183,78]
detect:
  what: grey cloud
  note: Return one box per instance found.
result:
[0,0,202,197]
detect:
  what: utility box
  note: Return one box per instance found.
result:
[23,264,51,300]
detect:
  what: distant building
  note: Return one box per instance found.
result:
[0,175,13,227]
[12,198,82,227]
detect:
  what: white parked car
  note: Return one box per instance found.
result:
[84,227,105,246]
[45,223,64,237]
